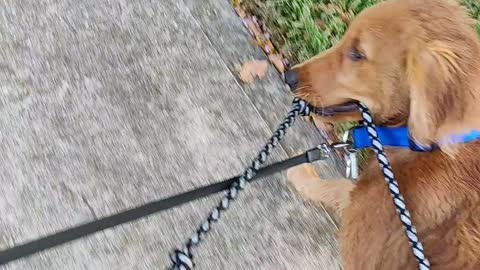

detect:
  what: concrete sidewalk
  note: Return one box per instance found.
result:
[0,0,343,269]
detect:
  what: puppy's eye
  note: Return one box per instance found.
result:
[348,49,366,62]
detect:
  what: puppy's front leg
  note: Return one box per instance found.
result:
[287,163,355,216]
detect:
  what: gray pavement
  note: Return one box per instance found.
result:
[0,0,343,269]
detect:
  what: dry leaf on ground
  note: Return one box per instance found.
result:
[268,54,285,73]
[234,6,247,18]
[230,0,242,6]
[239,60,268,84]
[245,19,263,39]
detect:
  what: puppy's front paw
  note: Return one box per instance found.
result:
[287,164,322,199]
[287,163,318,179]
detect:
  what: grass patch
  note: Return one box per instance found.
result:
[243,0,480,63]
[462,0,480,34]
[242,0,382,63]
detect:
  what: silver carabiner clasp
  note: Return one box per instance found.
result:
[345,149,358,181]
[341,129,359,181]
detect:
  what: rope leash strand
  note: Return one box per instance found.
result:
[358,103,430,270]
[168,98,310,270]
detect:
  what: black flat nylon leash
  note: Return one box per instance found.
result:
[0,119,326,265]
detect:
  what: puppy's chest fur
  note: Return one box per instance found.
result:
[339,142,480,270]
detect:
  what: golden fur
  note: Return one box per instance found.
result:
[287,0,480,269]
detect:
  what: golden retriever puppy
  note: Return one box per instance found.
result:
[285,0,480,269]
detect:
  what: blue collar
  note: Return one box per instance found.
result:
[351,126,480,151]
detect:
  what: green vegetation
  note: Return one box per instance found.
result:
[462,0,480,34]
[244,0,480,64]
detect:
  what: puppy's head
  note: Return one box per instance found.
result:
[288,0,480,145]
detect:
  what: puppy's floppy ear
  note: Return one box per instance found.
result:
[406,40,465,145]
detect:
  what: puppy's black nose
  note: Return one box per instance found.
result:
[284,69,298,91]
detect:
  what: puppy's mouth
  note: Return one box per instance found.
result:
[310,101,359,117]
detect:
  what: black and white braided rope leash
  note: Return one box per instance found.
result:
[168,98,311,270]
[358,103,430,270]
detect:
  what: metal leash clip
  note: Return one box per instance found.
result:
[315,129,358,181]
[341,129,359,181]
